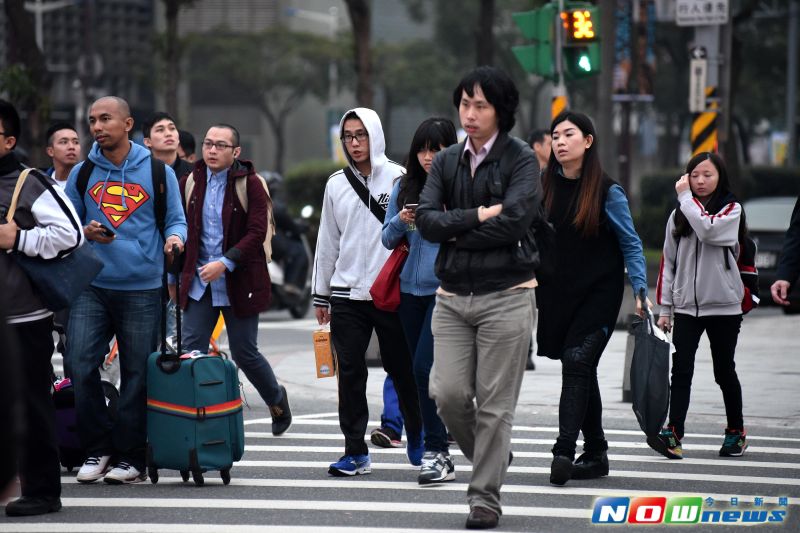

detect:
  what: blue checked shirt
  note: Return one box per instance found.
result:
[188,168,236,305]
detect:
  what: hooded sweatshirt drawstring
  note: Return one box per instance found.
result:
[95,158,130,211]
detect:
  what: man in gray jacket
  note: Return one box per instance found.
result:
[312,108,422,477]
[0,99,84,516]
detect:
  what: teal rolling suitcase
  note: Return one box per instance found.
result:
[146,247,245,486]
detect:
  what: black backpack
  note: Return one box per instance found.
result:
[75,157,168,238]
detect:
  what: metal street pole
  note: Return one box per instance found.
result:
[552,0,568,118]
[787,0,799,167]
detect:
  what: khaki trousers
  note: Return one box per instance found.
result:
[430,288,535,515]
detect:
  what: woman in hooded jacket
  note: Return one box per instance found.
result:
[652,151,749,460]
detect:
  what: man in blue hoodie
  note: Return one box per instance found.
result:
[65,96,187,484]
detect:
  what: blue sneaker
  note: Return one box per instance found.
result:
[328,454,371,477]
[406,432,424,466]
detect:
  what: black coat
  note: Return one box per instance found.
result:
[416,133,542,295]
[776,196,800,284]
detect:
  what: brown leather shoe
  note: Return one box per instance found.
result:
[465,506,499,529]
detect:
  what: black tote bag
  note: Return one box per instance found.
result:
[630,297,671,437]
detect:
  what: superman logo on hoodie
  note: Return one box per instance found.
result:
[88,182,150,228]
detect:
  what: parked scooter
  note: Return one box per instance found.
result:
[268,205,314,319]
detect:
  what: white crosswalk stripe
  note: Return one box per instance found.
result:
[5,413,798,532]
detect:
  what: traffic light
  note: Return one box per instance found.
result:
[512,2,601,81]
[560,4,601,79]
[512,3,557,80]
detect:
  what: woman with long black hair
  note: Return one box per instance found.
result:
[537,111,648,486]
[381,117,458,484]
[652,152,749,460]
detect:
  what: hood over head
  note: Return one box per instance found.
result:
[339,107,386,177]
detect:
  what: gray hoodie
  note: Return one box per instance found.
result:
[312,108,405,306]
[657,189,744,318]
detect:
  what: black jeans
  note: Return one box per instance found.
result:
[669,313,743,439]
[553,329,610,460]
[330,298,422,456]
[13,316,61,499]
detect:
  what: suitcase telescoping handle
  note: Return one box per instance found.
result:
[158,243,182,373]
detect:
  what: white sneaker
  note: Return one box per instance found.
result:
[76,455,112,483]
[103,462,147,484]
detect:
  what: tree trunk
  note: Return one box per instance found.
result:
[345,0,373,107]
[476,0,495,66]
[3,0,53,166]
[164,0,181,118]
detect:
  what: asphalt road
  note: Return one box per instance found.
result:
[2,305,798,532]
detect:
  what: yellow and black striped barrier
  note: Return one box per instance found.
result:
[691,86,718,155]
[552,95,568,119]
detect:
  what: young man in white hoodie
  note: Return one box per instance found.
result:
[313,108,423,476]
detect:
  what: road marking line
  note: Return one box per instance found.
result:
[244,432,800,455]
[244,418,800,443]
[0,524,457,533]
[53,498,590,518]
[241,445,800,469]
[228,460,800,486]
[57,476,797,505]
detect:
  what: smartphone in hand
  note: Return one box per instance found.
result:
[404,203,419,212]
[98,224,115,237]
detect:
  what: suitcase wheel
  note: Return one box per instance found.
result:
[221,468,231,485]
[180,470,190,482]
[148,466,158,484]
[192,469,204,486]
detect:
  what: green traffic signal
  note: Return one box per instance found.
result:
[512,4,557,79]
[512,2,600,81]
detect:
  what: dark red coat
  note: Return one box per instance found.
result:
[178,159,271,317]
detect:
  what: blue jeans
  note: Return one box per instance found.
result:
[381,375,404,436]
[398,293,448,452]
[69,286,161,470]
[181,288,282,406]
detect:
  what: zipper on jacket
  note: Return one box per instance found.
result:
[693,238,700,317]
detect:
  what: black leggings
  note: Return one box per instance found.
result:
[669,313,743,438]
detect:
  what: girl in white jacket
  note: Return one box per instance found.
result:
[651,152,749,460]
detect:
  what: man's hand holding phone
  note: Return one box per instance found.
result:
[84,220,115,244]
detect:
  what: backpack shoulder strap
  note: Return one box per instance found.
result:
[76,160,96,198]
[235,174,249,212]
[151,157,167,238]
[343,167,385,224]
[183,173,196,212]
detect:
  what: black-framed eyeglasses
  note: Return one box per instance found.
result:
[0,131,6,137]
[202,140,236,150]
[341,132,368,144]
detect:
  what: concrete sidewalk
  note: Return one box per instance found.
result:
[270,305,800,430]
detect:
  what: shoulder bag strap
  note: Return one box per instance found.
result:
[5,168,33,222]
[343,167,385,224]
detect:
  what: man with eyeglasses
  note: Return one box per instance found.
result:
[171,124,292,437]
[312,108,423,477]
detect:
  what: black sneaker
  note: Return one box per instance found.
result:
[719,428,748,457]
[269,385,292,436]
[370,426,402,448]
[571,451,609,479]
[418,451,455,485]
[647,426,683,459]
